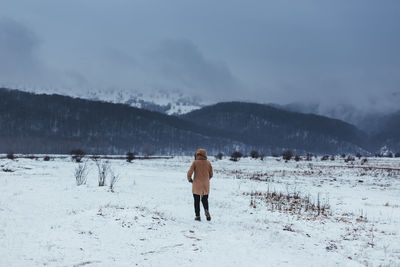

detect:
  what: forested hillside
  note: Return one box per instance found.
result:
[0,88,241,154]
[1,88,398,155]
[182,102,368,154]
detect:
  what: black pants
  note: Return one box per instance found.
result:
[193,194,209,216]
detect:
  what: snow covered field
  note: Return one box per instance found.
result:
[1,156,400,266]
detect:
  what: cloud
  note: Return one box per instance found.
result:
[0,17,41,84]
[103,47,137,69]
[0,1,399,113]
[147,39,242,100]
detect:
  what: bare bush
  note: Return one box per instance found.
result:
[71,149,85,163]
[306,153,313,161]
[321,155,329,161]
[6,151,14,160]
[126,151,135,163]
[282,150,293,161]
[74,163,88,186]
[230,151,243,161]
[250,150,259,159]
[95,160,110,186]
[294,155,301,161]
[215,152,223,160]
[109,168,120,193]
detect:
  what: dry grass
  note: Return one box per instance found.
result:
[244,189,331,218]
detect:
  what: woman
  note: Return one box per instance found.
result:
[187,149,213,221]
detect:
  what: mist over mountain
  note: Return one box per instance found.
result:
[270,102,400,152]
[272,102,399,135]
[373,111,400,152]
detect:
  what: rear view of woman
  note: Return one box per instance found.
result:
[187,149,213,221]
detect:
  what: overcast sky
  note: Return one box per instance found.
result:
[1,0,399,111]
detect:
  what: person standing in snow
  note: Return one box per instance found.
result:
[187,149,213,221]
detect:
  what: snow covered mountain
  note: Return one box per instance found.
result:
[84,88,206,115]
[13,86,206,115]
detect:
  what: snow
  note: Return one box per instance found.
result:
[13,87,205,115]
[1,156,400,266]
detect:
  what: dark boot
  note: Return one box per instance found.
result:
[205,210,211,221]
[195,216,201,221]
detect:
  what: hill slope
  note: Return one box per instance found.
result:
[0,88,239,154]
[0,88,382,154]
[182,102,368,154]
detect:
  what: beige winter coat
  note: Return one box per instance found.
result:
[187,149,213,195]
